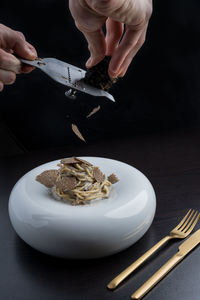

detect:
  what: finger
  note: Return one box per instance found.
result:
[13,39,37,60]
[105,18,124,56]
[82,28,106,68]
[69,1,107,68]
[118,27,147,77]
[1,27,37,60]
[20,41,37,73]
[0,69,16,85]
[108,26,143,77]
[0,81,4,91]
[0,48,21,73]
[14,30,26,41]
[23,41,38,59]
[21,65,35,74]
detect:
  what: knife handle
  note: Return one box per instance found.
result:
[131,253,183,299]
[107,235,171,290]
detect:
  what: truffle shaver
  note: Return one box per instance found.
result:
[20,57,115,102]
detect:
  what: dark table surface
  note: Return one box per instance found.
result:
[1,128,200,300]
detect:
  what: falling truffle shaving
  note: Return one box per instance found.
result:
[86,105,101,118]
[36,157,119,205]
[36,170,59,188]
[72,124,86,142]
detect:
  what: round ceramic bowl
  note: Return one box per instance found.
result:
[9,157,156,259]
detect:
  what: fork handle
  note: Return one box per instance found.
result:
[131,253,183,299]
[107,235,171,290]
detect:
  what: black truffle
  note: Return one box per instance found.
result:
[84,56,117,91]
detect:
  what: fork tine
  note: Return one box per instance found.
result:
[178,209,197,230]
[182,211,198,232]
[173,209,192,230]
[183,212,200,234]
[178,209,196,230]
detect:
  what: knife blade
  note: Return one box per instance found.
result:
[178,228,200,255]
[131,229,200,299]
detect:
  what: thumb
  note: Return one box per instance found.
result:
[1,25,37,59]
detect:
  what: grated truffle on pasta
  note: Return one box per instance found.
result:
[36,157,119,205]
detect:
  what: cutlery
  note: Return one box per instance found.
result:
[107,209,200,290]
[131,228,200,299]
[19,57,115,102]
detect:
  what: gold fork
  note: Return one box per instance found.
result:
[107,209,200,290]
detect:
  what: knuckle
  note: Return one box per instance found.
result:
[0,51,7,65]
[124,39,135,48]
[15,30,25,41]
[0,51,20,72]
[88,0,113,11]
[0,23,9,33]
[133,18,146,31]
[75,21,84,32]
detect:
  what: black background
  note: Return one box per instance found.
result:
[1,3,200,299]
[1,0,200,151]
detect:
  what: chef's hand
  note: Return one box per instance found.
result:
[69,0,152,78]
[0,24,37,91]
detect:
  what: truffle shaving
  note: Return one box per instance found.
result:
[86,105,101,118]
[36,170,59,188]
[55,176,77,192]
[93,167,105,183]
[75,157,92,166]
[107,173,119,184]
[36,157,119,205]
[61,157,80,165]
[72,124,86,142]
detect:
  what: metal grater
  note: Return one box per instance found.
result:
[20,57,115,102]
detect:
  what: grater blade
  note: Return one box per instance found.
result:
[20,57,115,102]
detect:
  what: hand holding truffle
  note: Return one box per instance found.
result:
[0,24,37,91]
[69,0,152,78]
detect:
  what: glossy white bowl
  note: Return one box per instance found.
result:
[8,157,156,259]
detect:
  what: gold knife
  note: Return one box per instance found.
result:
[131,229,200,299]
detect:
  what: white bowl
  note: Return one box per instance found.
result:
[8,157,156,259]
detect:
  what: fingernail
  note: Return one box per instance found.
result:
[26,47,36,57]
[109,69,117,78]
[110,65,117,73]
[86,57,92,68]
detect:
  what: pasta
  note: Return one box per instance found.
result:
[36,157,119,206]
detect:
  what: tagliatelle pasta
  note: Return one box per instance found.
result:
[54,162,112,204]
[36,157,119,205]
